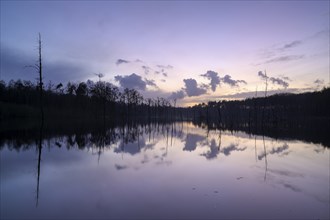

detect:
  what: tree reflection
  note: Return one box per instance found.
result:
[1,120,328,155]
[0,120,327,209]
[35,120,43,207]
[263,135,268,181]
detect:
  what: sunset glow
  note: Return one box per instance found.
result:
[1,1,329,106]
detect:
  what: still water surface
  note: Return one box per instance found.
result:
[1,122,329,219]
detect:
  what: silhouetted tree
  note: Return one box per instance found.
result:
[76,82,88,97]
[66,82,77,95]
[37,33,44,123]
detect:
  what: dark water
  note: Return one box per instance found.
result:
[1,122,329,219]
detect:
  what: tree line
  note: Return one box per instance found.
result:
[1,78,329,124]
[188,87,330,128]
[0,78,177,122]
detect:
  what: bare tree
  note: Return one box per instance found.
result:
[26,33,44,121]
[264,70,268,98]
[262,70,268,127]
[34,33,44,123]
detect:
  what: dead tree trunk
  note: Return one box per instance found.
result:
[38,33,44,123]
[262,70,268,128]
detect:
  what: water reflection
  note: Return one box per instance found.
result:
[0,121,329,219]
[36,121,43,207]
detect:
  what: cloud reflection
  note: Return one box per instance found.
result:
[258,143,290,160]
[183,134,205,152]
[221,143,246,156]
[115,164,128,170]
[200,139,219,159]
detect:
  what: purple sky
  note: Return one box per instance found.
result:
[1,1,329,105]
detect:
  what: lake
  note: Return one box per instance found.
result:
[1,122,329,219]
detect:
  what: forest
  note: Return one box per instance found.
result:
[0,78,174,121]
[1,78,329,125]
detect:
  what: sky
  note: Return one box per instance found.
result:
[1,1,329,106]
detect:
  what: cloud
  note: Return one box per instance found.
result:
[219,91,260,99]
[155,64,173,77]
[216,88,305,99]
[314,79,324,85]
[157,64,173,69]
[168,90,185,100]
[115,59,175,84]
[258,71,268,80]
[200,71,247,90]
[280,40,302,51]
[269,77,289,88]
[221,75,247,87]
[259,39,303,60]
[281,76,291,81]
[0,44,32,78]
[312,29,329,38]
[116,59,130,65]
[183,78,207,97]
[200,70,221,92]
[257,39,304,65]
[141,65,151,75]
[145,78,158,89]
[263,55,304,64]
[314,79,324,84]
[314,79,325,89]
[45,61,90,83]
[115,73,157,91]
[0,44,90,83]
[258,71,289,88]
